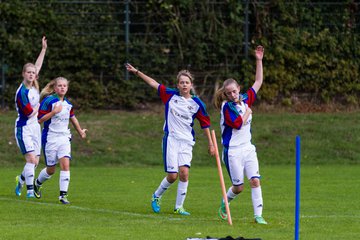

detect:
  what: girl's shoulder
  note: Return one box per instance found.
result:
[41,94,59,104]
[63,97,73,106]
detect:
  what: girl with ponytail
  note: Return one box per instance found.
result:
[216,46,268,225]
[14,36,47,198]
[33,77,87,204]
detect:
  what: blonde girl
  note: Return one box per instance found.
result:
[15,36,47,198]
[215,46,267,224]
[33,77,87,204]
[126,63,215,215]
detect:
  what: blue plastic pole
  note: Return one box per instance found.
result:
[295,135,301,240]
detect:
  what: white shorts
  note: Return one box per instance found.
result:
[15,122,41,156]
[222,144,260,186]
[43,134,71,167]
[162,135,193,173]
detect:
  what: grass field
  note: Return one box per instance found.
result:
[0,165,359,239]
[1,109,360,166]
[1,109,359,239]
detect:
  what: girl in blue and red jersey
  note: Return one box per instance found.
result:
[33,77,87,204]
[214,46,267,224]
[14,36,47,198]
[126,63,215,215]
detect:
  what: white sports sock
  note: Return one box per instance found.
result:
[251,186,263,216]
[227,186,239,203]
[59,171,70,193]
[36,168,52,185]
[154,177,172,197]
[24,163,35,191]
[175,181,188,209]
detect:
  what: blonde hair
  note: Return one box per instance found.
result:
[40,77,69,101]
[176,69,196,95]
[177,70,194,83]
[22,63,39,91]
[214,78,241,109]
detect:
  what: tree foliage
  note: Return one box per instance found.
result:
[1,0,359,109]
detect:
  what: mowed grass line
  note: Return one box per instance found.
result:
[1,110,360,166]
[1,165,359,240]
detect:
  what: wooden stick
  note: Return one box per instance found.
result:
[211,130,232,225]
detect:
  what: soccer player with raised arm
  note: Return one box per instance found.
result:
[126,63,215,215]
[214,46,267,224]
[14,36,47,198]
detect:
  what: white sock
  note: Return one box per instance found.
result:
[251,186,263,216]
[36,168,52,186]
[154,177,172,198]
[24,163,35,192]
[226,186,239,203]
[175,181,189,209]
[59,171,70,194]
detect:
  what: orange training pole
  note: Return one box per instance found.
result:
[211,130,232,226]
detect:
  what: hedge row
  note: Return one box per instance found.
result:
[1,0,359,109]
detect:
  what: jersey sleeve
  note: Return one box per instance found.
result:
[243,88,257,107]
[222,102,243,130]
[70,108,75,118]
[157,84,177,104]
[16,89,33,117]
[65,98,75,118]
[193,97,210,129]
[38,97,54,120]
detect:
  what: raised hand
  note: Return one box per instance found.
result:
[255,45,264,60]
[125,63,138,74]
[42,36,47,50]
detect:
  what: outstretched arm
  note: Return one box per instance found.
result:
[70,116,87,139]
[251,45,264,93]
[125,63,160,90]
[34,36,47,75]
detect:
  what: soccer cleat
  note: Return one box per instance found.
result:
[33,182,42,199]
[15,175,23,196]
[218,199,228,220]
[26,192,35,199]
[174,207,190,216]
[254,215,268,224]
[59,195,70,204]
[151,194,161,213]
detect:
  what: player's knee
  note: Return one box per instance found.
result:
[178,166,189,182]
[250,177,260,188]
[167,173,178,183]
[46,167,56,175]
[179,173,188,182]
[232,185,244,194]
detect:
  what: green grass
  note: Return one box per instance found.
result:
[0,165,359,239]
[1,109,359,239]
[1,109,360,166]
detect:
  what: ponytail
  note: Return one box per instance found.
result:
[40,77,69,101]
[214,86,226,110]
[214,78,241,110]
[40,79,56,101]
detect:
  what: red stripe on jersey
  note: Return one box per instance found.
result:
[18,100,33,116]
[224,107,243,130]
[158,84,173,104]
[70,108,74,117]
[245,88,256,107]
[195,110,210,128]
[38,109,50,119]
